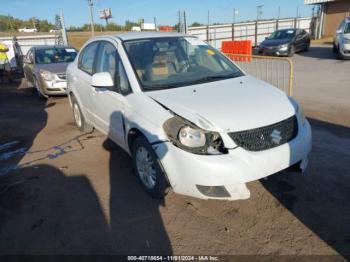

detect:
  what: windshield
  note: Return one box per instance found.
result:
[35,47,77,64]
[123,37,243,91]
[267,30,296,40]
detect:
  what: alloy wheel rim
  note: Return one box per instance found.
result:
[135,146,157,189]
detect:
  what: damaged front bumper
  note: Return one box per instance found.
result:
[154,119,312,200]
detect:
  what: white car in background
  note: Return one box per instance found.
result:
[18,27,38,33]
[333,17,350,59]
[67,32,312,200]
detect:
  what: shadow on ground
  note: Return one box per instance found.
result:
[296,46,340,60]
[262,118,350,259]
[0,82,172,254]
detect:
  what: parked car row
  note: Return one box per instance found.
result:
[333,17,350,60]
[257,17,350,60]
[23,46,77,98]
[259,28,311,57]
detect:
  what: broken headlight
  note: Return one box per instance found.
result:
[163,116,228,155]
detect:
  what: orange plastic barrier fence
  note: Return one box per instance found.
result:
[221,40,252,61]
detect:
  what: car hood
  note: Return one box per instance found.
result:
[147,76,296,133]
[35,62,71,74]
[261,39,292,47]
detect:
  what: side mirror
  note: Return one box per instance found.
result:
[91,72,114,88]
[336,29,342,34]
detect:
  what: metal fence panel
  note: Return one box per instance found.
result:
[0,35,56,55]
[225,54,294,96]
[188,17,312,49]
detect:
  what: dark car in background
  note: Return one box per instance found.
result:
[258,28,310,57]
[23,46,77,98]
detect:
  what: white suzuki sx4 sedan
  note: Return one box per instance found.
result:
[67,32,312,200]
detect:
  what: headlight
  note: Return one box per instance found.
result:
[279,44,289,51]
[163,116,227,155]
[40,70,55,81]
[178,126,206,148]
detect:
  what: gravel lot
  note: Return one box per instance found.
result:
[0,45,349,259]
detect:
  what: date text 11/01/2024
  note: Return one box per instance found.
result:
[127,256,219,261]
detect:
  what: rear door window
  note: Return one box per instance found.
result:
[78,42,99,75]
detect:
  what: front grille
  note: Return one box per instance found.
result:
[228,116,298,151]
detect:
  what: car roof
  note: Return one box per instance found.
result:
[113,31,187,41]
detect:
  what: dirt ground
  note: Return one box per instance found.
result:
[0,48,350,259]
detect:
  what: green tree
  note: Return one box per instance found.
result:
[190,22,202,27]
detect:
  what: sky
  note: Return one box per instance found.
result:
[1,0,313,27]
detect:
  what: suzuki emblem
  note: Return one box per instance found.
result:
[270,129,282,144]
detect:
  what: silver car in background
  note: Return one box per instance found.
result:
[333,17,350,60]
[23,46,78,98]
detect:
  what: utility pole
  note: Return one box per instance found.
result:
[233,8,236,24]
[256,5,263,47]
[296,6,300,18]
[276,6,280,31]
[154,17,157,31]
[207,10,210,26]
[87,0,95,37]
[183,11,187,34]
[206,10,210,42]
[256,5,263,21]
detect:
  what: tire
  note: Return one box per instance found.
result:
[332,43,338,53]
[132,136,169,199]
[33,77,46,99]
[288,45,295,57]
[23,72,32,88]
[304,42,310,52]
[70,94,93,132]
[337,50,349,60]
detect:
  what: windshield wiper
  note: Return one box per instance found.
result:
[142,83,182,90]
[141,73,242,91]
[187,73,241,85]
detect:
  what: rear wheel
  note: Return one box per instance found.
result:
[70,94,93,132]
[132,136,169,199]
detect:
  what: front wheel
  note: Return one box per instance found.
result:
[304,42,310,52]
[288,45,295,57]
[33,78,46,99]
[132,136,169,199]
[333,43,338,53]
